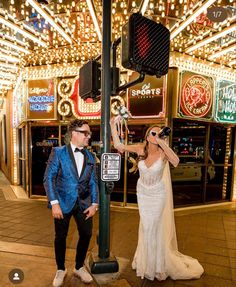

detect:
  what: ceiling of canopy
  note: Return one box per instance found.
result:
[0,0,235,95]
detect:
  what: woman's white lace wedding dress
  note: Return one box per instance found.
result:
[132,158,204,281]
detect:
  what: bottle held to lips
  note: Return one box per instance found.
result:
[158,127,171,138]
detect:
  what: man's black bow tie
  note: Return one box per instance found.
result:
[74,148,85,154]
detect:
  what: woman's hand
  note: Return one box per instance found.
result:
[154,137,179,167]
[153,136,165,146]
[114,143,125,153]
[110,116,116,126]
[110,115,122,126]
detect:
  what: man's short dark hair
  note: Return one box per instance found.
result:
[68,119,88,132]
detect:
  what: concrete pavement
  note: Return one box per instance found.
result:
[0,171,236,287]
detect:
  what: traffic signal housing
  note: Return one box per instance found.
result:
[79,59,101,102]
[122,13,170,77]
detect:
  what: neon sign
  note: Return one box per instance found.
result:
[128,72,165,118]
[28,96,54,103]
[29,104,53,111]
[215,81,236,123]
[179,72,213,119]
[57,77,101,119]
[27,79,56,120]
[131,83,162,97]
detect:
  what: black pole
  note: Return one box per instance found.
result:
[99,0,112,259]
[90,0,119,274]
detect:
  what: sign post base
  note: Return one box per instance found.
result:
[89,253,119,274]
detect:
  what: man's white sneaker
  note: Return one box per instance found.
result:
[73,267,93,283]
[52,269,67,287]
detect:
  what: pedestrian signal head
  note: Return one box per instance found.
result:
[122,13,170,77]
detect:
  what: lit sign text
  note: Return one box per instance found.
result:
[216,81,236,123]
[180,74,213,118]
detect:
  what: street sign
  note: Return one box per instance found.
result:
[101,153,121,181]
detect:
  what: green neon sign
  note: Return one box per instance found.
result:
[215,80,236,123]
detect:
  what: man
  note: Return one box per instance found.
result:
[44,119,99,287]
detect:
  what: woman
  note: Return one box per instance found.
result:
[110,118,204,281]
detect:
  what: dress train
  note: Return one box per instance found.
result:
[132,159,204,281]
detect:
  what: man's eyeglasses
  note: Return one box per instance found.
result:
[73,130,92,137]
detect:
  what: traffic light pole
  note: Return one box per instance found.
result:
[90,0,119,274]
[99,0,112,258]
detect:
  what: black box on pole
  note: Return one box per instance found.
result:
[122,13,170,77]
[79,60,101,101]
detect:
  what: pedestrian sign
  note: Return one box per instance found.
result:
[101,153,121,181]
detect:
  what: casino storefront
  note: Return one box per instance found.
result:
[12,66,102,198]
[171,68,235,206]
[11,58,236,208]
[110,62,236,207]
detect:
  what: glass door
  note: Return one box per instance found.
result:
[171,120,206,206]
[31,126,59,196]
[125,124,149,204]
[171,119,234,206]
[206,125,234,202]
[18,127,27,190]
[30,123,101,197]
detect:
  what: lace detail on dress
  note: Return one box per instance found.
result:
[138,159,164,186]
[132,159,204,281]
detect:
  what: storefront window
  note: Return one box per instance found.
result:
[29,121,234,207]
[31,124,101,197]
[18,127,26,190]
[171,120,206,206]
[171,120,234,206]
[205,166,224,202]
[111,156,125,202]
[126,124,151,204]
[107,124,150,203]
[209,126,226,164]
[31,126,59,196]
[206,126,233,202]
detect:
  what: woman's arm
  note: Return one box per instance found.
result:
[156,138,179,167]
[110,117,144,155]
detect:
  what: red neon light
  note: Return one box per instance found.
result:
[180,75,212,117]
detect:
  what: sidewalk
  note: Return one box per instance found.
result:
[0,171,236,287]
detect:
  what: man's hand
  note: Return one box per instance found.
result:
[52,203,63,219]
[83,205,98,220]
